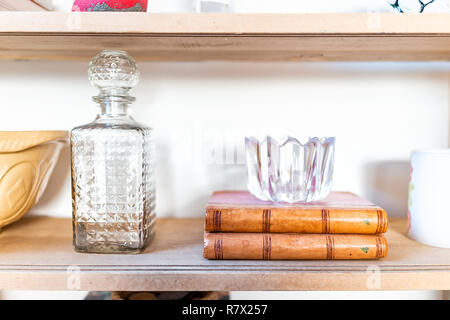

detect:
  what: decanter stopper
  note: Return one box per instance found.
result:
[88,50,139,99]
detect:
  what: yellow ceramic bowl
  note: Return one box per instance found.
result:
[0,131,67,229]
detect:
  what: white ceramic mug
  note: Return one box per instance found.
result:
[408,149,450,248]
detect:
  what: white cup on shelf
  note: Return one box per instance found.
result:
[408,149,450,248]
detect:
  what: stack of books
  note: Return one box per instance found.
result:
[203,191,388,260]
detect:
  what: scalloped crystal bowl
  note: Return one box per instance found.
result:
[245,136,335,203]
[0,131,67,229]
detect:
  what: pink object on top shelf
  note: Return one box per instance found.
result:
[72,0,147,12]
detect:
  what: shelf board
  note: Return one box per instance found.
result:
[0,217,450,291]
[0,12,449,61]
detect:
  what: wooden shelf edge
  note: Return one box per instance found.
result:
[0,13,449,61]
[1,270,450,291]
[0,12,449,35]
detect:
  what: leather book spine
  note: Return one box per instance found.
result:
[203,232,388,260]
[205,208,388,234]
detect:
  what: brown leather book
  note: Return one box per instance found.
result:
[205,191,388,234]
[204,232,388,260]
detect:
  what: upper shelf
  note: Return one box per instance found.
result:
[0,12,449,61]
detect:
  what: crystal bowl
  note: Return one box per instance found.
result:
[245,136,335,203]
[0,131,67,229]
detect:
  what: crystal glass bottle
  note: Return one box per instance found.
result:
[71,50,155,254]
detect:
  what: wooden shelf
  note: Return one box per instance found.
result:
[0,12,449,61]
[0,217,450,291]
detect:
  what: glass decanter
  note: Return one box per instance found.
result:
[71,50,155,254]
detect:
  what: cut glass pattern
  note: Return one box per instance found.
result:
[246,136,335,203]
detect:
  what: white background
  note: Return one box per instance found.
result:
[0,61,446,220]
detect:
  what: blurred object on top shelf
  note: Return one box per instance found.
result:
[50,0,73,11]
[0,0,52,11]
[147,0,190,12]
[33,0,53,10]
[72,0,147,11]
[193,0,232,12]
[389,0,449,13]
[230,0,449,13]
[230,0,389,13]
[38,0,450,12]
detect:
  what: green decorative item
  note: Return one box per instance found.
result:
[361,247,369,254]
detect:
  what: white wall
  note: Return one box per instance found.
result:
[0,60,449,299]
[0,60,448,220]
